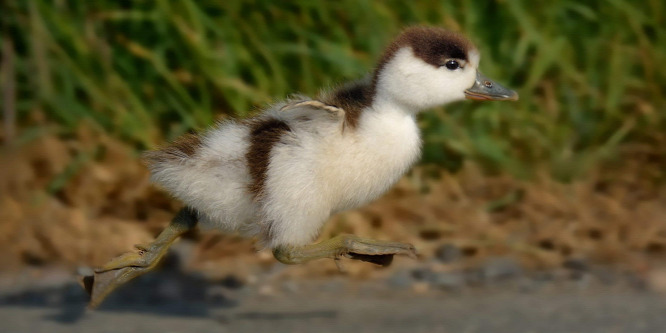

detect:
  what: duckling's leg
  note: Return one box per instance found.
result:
[273,234,417,269]
[84,207,198,309]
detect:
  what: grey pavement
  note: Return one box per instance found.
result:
[2,289,666,333]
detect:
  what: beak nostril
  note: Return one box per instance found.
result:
[467,72,518,101]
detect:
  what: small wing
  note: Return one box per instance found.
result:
[280,99,345,120]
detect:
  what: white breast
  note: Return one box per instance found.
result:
[324,105,422,213]
[258,101,421,247]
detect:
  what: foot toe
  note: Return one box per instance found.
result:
[95,252,145,273]
[87,266,146,309]
[343,239,417,266]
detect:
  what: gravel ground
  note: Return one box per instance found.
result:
[2,289,666,333]
[1,252,665,333]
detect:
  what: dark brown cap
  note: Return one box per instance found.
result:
[375,26,476,73]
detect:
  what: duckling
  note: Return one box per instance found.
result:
[85,26,518,308]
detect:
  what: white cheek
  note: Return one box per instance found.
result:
[429,68,476,104]
[376,48,477,111]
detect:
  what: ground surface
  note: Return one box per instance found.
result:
[2,288,666,333]
[1,257,665,333]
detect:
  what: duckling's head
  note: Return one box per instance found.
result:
[373,26,518,112]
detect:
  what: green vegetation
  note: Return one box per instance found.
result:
[3,0,665,181]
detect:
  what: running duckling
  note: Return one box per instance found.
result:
[86,26,518,307]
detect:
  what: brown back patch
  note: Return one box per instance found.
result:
[246,118,292,198]
[320,78,374,129]
[143,133,202,166]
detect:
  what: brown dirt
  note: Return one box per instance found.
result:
[1,125,665,278]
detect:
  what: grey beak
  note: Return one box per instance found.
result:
[464,71,519,101]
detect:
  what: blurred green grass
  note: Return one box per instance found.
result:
[2,0,665,181]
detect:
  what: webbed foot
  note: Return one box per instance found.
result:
[273,234,417,269]
[85,243,171,309]
[83,207,198,309]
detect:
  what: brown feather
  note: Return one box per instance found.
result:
[320,79,373,129]
[246,118,292,198]
[373,26,475,86]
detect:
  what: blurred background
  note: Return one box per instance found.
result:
[1,0,665,332]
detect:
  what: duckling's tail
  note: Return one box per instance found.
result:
[142,133,205,201]
[143,133,202,166]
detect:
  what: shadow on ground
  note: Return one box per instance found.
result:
[0,253,240,324]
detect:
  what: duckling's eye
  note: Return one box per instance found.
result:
[444,60,460,70]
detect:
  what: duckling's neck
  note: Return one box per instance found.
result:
[370,91,419,118]
[320,75,421,131]
[362,95,420,146]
